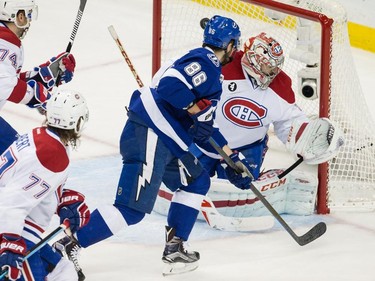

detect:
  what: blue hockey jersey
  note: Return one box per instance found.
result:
[128,47,227,157]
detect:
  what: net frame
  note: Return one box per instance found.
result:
[152,0,375,214]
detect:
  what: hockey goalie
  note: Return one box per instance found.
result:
[154,32,344,229]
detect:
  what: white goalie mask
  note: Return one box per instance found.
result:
[241,32,284,89]
[46,90,89,134]
[0,0,38,30]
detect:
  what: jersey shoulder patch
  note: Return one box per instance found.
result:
[0,26,21,47]
[269,71,295,104]
[33,127,69,173]
[222,51,245,80]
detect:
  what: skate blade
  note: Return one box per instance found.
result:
[162,261,199,276]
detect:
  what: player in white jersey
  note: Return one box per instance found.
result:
[53,15,252,276]
[0,90,90,281]
[193,33,344,211]
[0,0,76,154]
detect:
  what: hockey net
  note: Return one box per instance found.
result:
[152,0,375,214]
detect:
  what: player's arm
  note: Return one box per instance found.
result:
[0,70,51,111]
[273,104,309,143]
[20,52,76,90]
[0,233,26,281]
[56,189,91,234]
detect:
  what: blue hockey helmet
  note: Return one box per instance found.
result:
[203,15,241,50]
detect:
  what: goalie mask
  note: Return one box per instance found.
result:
[46,90,89,134]
[0,0,38,26]
[241,32,284,89]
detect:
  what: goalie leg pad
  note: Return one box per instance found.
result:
[207,169,318,217]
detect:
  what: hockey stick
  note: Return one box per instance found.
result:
[0,221,70,280]
[106,25,276,232]
[66,0,87,53]
[208,137,327,246]
[55,0,88,85]
[277,156,303,179]
[200,156,304,232]
[108,25,144,87]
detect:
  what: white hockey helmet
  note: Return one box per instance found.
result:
[0,0,38,28]
[46,90,89,134]
[241,32,284,89]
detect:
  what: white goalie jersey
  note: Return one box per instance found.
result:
[217,51,309,150]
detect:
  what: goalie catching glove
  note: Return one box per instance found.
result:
[57,189,91,233]
[221,152,254,190]
[286,118,345,164]
[21,52,76,91]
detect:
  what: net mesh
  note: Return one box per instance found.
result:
[159,0,375,210]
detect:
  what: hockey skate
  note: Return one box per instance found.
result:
[162,226,200,276]
[53,236,86,281]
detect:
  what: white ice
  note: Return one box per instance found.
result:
[2,0,375,280]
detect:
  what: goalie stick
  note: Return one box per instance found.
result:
[0,221,70,280]
[200,156,304,232]
[209,137,327,246]
[56,0,88,85]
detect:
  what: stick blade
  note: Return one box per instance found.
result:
[297,222,327,246]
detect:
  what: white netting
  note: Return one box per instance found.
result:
[158,0,375,211]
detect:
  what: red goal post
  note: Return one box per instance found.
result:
[152,0,375,214]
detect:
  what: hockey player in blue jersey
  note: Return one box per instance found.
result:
[53,15,252,275]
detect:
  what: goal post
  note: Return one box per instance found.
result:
[152,0,375,214]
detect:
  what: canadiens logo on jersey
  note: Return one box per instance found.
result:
[222,97,267,128]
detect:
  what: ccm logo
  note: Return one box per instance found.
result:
[260,178,286,192]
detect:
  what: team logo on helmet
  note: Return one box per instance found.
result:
[222,97,267,128]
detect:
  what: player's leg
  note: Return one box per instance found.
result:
[45,257,78,281]
[18,241,54,281]
[74,119,174,247]
[39,244,78,281]
[162,152,211,274]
